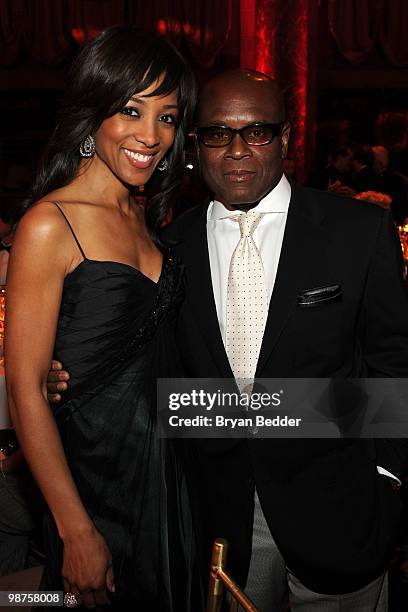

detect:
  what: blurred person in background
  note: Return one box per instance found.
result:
[307,146,355,196]
[372,145,408,225]
[0,209,43,578]
[348,144,380,194]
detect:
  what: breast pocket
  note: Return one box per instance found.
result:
[289,285,353,366]
[297,283,342,308]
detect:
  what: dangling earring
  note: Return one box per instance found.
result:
[157,157,168,172]
[79,134,95,157]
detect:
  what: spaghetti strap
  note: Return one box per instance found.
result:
[53,202,86,259]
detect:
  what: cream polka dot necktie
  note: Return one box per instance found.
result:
[225,211,268,382]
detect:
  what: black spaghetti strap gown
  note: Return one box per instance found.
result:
[42,204,201,611]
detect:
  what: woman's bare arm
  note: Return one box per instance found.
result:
[5,204,114,603]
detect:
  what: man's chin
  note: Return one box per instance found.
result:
[220,196,261,212]
[232,202,260,211]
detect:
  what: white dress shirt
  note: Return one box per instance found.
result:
[207,174,291,345]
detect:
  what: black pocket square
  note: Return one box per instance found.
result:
[297,284,342,307]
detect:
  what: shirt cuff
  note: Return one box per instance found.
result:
[377,465,402,486]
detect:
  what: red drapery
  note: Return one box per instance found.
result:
[380,0,408,67]
[2,0,405,180]
[328,0,408,67]
[127,0,184,45]
[240,0,318,183]
[68,0,127,45]
[0,0,70,65]
[0,0,231,68]
[128,0,231,68]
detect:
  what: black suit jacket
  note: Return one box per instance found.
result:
[165,181,408,594]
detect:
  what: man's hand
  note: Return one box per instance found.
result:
[47,360,70,403]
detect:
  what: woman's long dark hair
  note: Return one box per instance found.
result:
[23,26,196,243]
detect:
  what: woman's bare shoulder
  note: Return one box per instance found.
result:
[14,201,74,253]
[18,201,64,233]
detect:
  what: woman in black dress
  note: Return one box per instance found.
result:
[5,27,200,610]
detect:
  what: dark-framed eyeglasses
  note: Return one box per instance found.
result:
[196,122,284,148]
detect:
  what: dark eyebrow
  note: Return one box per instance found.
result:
[208,120,275,125]
[129,96,178,110]
[199,121,273,128]
[129,96,145,104]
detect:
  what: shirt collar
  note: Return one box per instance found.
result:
[208,173,291,221]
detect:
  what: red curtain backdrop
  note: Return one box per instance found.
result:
[0,0,231,68]
[327,0,379,65]
[0,0,70,65]
[2,0,406,179]
[379,0,408,67]
[240,0,318,183]
[328,0,408,67]
[129,0,232,68]
[127,0,184,45]
[179,0,231,69]
[67,0,126,45]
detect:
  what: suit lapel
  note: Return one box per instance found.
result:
[256,182,330,375]
[179,203,233,377]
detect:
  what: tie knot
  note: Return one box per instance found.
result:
[236,211,264,238]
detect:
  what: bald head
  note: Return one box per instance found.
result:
[197,69,285,123]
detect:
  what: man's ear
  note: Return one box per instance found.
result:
[281,121,291,159]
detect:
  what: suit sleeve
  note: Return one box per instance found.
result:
[363,210,408,479]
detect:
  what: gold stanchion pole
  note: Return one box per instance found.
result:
[206,539,258,612]
[207,539,227,612]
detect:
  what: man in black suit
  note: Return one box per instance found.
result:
[48,70,408,610]
[167,70,408,611]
